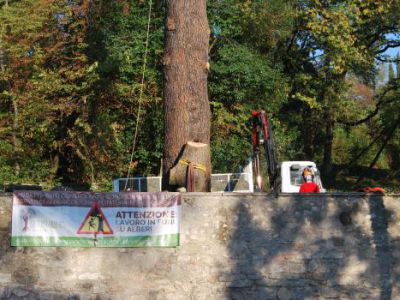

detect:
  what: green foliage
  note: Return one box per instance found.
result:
[277,0,400,179]
[209,44,287,112]
[207,0,294,173]
[0,0,399,191]
[0,0,165,190]
[85,0,165,182]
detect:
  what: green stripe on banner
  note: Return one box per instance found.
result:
[97,234,179,247]
[11,234,180,248]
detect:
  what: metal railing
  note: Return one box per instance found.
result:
[113,172,253,193]
[113,176,162,192]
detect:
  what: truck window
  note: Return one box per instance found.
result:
[290,169,304,186]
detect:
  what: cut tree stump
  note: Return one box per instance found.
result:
[169,141,211,192]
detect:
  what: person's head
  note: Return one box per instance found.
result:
[302,167,314,182]
[304,174,313,183]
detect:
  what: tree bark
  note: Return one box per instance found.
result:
[12,98,20,175]
[162,0,211,191]
[355,117,400,185]
[302,109,315,159]
[322,111,334,176]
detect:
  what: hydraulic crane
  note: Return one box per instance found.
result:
[251,110,325,193]
[251,110,280,192]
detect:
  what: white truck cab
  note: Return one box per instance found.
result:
[280,161,326,193]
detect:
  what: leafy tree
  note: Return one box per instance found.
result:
[0,0,165,189]
[280,0,400,179]
[207,0,294,173]
[0,0,72,186]
[85,0,165,184]
[1,0,399,192]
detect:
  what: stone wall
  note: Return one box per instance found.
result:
[0,192,399,299]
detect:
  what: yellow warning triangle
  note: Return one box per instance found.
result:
[77,201,113,234]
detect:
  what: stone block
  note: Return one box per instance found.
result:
[276,287,292,300]
[11,287,31,297]
[0,287,11,299]
[76,281,94,293]
[319,286,340,298]
[78,273,102,281]
[40,291,70,300]
[226,278,252,288]
[0,273,11,284]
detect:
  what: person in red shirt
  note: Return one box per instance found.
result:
[299,168,320,193]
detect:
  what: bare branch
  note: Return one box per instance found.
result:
[376,57,400,63]
[354,117,400,186]
[337,81,400,126]
[374,41,400,55]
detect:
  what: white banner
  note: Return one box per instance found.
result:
[12,191,181,247]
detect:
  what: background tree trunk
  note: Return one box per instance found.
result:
[162,0,211,191]
[322,112,334,176]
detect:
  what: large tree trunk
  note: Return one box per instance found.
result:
[322,111,335,176]
[162,0,211,191]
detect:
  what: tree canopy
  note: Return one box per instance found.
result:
[0,0,399,191]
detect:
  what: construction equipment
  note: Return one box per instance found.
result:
[252,110,279,191]
[251,110,325,193]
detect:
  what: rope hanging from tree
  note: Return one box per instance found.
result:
[124,0,153,191]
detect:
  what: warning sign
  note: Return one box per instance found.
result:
[12,191,181,247]
[77,201,113,234]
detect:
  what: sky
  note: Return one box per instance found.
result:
[384,47,399,78]
[386,47,399,59]
[384,33,399,60]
